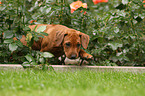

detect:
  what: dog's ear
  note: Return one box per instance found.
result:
[55,31,67,46]
[80,32,89,49]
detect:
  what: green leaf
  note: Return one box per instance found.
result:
[109,56,118,62]
[112,1,120,7]
[4,31,13,38]
[34,36,39,41]
[108,43,123,50]
[15,40,23,47]
[31,62,38,65]
[15,34,23,40]
[39,6,45,13]
[0,28,3,34]
[42,64,48,70]
[25,54,34,62]
[40,32,48,36]
[33,25,38,31]
[114,27,119,33]
[9,43,18,52]
[123,56,129,61]
[4,39,14,43]
[46,7,51,14]
[133,20,137,25]
[122,0,128,5]
[48,11,55,17]
[117,10,126,17]
[26,33,32,42]
[37,35,44,38]
[24,26,31,31]
[49,66,54,71]
[0,6,6,11]
[22,62,34,68]
[39,57,45,64]
[139,14,145,19]
[22,62,30,68]
[41,52,54,58]
[22,61,29,65]
[36,26,47,33]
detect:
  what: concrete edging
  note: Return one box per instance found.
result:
[0,64,145,73]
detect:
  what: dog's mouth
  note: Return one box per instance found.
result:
[68,57,77,60]
[70,54,77,59]
[66,54,78,60]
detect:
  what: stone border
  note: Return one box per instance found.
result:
[50,65,145,69]
[0,64,22,68]
[0,64,145,69]
[50,65,145,73]
[1,64,145,72]
[1,64,145,68]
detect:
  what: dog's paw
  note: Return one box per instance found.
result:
[80,53,93,60]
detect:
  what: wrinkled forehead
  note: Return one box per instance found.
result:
[64,31,81,43]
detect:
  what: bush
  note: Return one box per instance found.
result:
[87,0,145,66]
[0,0,145,66]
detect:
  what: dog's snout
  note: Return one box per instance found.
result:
[70,54,77,59]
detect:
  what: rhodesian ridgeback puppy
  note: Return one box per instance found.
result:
[20,24,93,64]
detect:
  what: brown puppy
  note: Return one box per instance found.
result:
[21,24,93,64]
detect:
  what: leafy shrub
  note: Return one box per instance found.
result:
[88,0,145,66]
[69,0,145,66]
[0,0,145,66]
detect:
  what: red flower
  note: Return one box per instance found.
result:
[30,20,37,23]
[70,1,87,14]
[93,0,108,4]
[80,10,87,15]
[143,0,145,7]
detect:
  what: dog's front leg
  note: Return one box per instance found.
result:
[60,55,66,65]
[79,49,93,60]
[79,49,93,65]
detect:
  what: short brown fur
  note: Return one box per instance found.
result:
[20,24,93,61]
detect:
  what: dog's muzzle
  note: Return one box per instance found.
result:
[70,54,77,59]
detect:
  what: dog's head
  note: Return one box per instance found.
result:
[55,29,89,59]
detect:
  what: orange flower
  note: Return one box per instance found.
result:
[0,2,2,4]
[82,3,87,9]
[143,0,145,7]
[70,1,87,13]
[93,0,108,4]
[30,20,37,23]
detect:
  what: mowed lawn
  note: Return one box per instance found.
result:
[0,68,145,96]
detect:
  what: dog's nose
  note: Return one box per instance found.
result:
[70,54,77,59]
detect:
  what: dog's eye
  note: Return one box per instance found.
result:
[65,43,70,47]
[77,44,81,47]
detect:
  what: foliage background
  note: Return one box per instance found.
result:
[0,0,145,66]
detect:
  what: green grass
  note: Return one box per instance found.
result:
[0,69,145,96]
